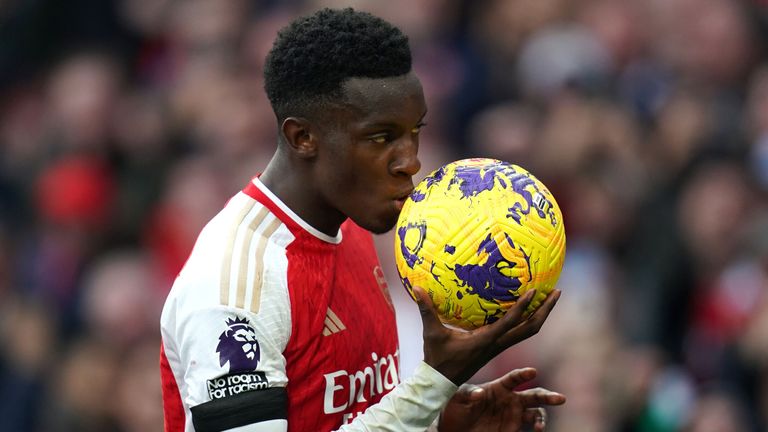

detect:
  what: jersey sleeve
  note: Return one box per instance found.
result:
[159,195,298,431]
[176,305,289,431]
[162,246,294,432]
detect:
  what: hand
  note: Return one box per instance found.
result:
[413,287,560,385]
[438,368,565,432]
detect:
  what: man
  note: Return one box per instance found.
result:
[160,8,563,432]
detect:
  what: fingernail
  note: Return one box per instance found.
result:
[469,387,484,400]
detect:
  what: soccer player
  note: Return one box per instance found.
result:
[160,8,564,432]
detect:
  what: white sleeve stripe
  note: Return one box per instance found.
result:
[249,217,283,313]
[235,207,270,308]
[220,199,257,305]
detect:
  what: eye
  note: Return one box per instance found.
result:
[369,133,390,144]
[411,122,427,134]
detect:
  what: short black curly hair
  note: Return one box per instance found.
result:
[264,8,412,122]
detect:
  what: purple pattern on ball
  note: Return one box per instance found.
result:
[425,166,447,189]
[397,222,426,268]
[429,260,444,286]
[450,165,503,198]
[410,190,426,202]
[453,233,522,303]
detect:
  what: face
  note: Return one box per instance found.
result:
[311,72,426,234]
[232,326,258,360]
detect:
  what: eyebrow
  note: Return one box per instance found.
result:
[359,110,428,129]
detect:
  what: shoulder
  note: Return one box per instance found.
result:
[172,192,295,309]
[162,192,298,355]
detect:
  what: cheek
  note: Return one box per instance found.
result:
[324,152,371,188]
[319,141,356,180]
[342,161,385,196]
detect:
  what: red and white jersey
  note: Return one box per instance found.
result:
[160,177,402,432]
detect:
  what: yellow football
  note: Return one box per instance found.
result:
[394,158,566,330]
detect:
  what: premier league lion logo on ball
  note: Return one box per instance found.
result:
[216,316,261,371]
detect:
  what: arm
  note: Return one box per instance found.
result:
[163,305,291,432]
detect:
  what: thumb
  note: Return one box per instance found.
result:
[411,286,443,332]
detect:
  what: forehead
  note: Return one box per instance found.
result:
[334,72,426,125]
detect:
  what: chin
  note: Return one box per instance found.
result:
[356,214,398,234]
[368,224,396,235]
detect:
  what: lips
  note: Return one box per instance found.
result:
[394,198,407,211]
[396,187,414,201]
[394,187,414,211]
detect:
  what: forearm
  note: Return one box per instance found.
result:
[335,361,457,432]
[426,418,440,432]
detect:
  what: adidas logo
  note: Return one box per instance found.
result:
[322,308,346,336]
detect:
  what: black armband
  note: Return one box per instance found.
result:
[191,387,287,432]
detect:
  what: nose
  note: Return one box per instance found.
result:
[390,138,421,177]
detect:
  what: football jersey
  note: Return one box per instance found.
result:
[160,177,403,431]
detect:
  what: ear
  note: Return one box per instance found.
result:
[281,117,317,159]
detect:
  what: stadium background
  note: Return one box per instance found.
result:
[1,0,768,430]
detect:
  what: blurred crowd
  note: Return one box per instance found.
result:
[1,0,768,431]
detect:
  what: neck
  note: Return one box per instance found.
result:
[260,153,345,237]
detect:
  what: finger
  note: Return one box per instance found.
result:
[522,407,547,431]
[497,367,537,390]
[486,289,536,336]
[497,290,560,347]
[453,383,486,404]
[523,289,560,326]
[412,286,444,333]
[517,387,567,406]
